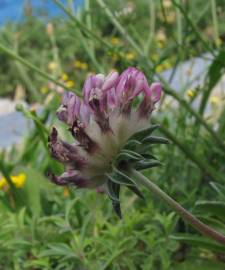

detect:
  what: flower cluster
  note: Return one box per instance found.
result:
[48,67,166,216]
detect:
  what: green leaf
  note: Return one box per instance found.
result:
[113,168,137,186]
[121,150,143,159]
[106,172,135,187]
[135,160,162,170]
[130,124,160,140]
[195,201,225,222]
[127,185,145,200]
[209,182,225,199]
[142,136,170,144]
[106,179,120,202]
[171,234,225,253]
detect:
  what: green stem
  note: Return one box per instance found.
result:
[0,44,80,95]
[131,169,225,246]
[210,0,219,42]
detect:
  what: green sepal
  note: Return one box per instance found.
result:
[106,179,120,202]
[130,124,160,140]
[127,185,145,200]
[135,160,162,170]
[124,139,142,150]
[117,151,142,163]
[106,171,135,187]
[121,150,143,159]
[142,136,170,144]
[141,153,158,160]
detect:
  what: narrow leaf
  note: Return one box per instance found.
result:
[130,124,160,140]
[106,179,120,202]
[106,173,135,187]
[142,136,170,144]
[135,160,162,170]
[127,185,145,200]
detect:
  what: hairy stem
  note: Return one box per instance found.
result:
[131,169,225,246]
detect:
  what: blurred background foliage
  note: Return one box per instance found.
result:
[0,0,225,269]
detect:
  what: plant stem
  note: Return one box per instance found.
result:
[131,169,225,246]
[0,44,80,95]
[210,0,219,43]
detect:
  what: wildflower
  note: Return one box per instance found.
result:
[46,23,54,36]
[48,62,57,71]
[74,60,88,70]
[12,173,26,188]
[40,86,49,94]
[156,64,164,73]
[65,80,75,88]
[215,38,222,48]
[210,96,220,105]
[125,52,136,61]
[162,0,172,8]
[111,37,120,46]
[61,73,69,81]
[0,177,7,190]
[187,89,195,98]
[156,30,167,45]
[0,173,26,190]
[63,187,70,197]
[48,67,164,217]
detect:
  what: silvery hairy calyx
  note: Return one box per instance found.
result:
[48,67,225,245]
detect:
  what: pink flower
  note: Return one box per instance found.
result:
[48,67,163,217]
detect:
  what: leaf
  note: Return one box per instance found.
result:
[113,168,137,186]
[106,172,135,187]
[127,185,145,200]
[199,50,225,114]
[195,201,225,222]
[112,200,122,219]
[116,152,141,162]
[209,182,225,199]
[106,179,120,202]
[125,139,142,150]
[171,234,225,253]
[121,149,143,159]
[135,160,162,170]
[130,124,160,140]
[142,136,170,144]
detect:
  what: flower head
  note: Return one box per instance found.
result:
[48,67,166,217]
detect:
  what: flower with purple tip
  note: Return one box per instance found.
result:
[48,67,166,217]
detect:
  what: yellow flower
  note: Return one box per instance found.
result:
[11,173,26,188]
[187,89,195,98]
[156,64,164,73]
[125,52,136,61]
[65,80,75,88]
[162,0,172,8]
[0,177,7,190]
[80,62,88,70]
[156,30,167,44]
[0,173,26,190]
[63,187,70,198]
[152,54,160,62]
[111,37,120,46]
[74,60,88,70]
[163,60,172,69]
[61,73,69,81]
[210,96,220,105]
[215,38,222,48]
[40,86,49,94]
[48,62,57,71]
